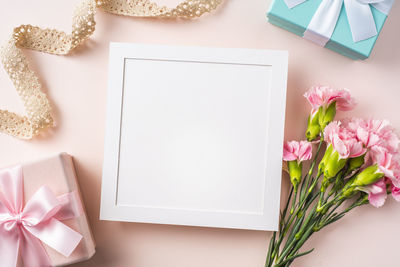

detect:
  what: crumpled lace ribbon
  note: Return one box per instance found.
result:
[0,0,222,139]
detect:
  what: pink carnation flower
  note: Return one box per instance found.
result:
[370,146,400,188]
[347,118,399,153]
[283,141,312,162]
[366,147,400,207]
[304,86,356,115]
[324,121,366,159]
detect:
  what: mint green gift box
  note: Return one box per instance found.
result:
[267,0,390,60]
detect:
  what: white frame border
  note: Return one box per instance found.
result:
[100,43,288,231]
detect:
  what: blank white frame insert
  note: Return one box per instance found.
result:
[100,43,288,231]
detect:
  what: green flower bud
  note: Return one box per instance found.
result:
[348,154,365,172]
[324,150,346,179]
[341,164,385,198]
[306,109,321,141]
[306,102,338,141]
[288,160,302,192]
[318,144,333,175]
[353,164,385,187]
[318,102,336,130]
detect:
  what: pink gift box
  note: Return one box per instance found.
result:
[0,153,95,267]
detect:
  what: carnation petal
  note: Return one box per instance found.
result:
[356,127,370,146]
[367,180,387,208]
[298,141,313,161]
[332,135,349,159]
[348,141,366,158]
[368,191,387,208]
[391,186,400,202]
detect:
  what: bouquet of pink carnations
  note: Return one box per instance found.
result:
[265,86,400,267]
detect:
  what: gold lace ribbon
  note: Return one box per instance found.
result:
[0,0,222,139]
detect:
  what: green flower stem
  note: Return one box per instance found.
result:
[316,190,325,212]
[290,190,298,214]
[280,213,305,254]
[279,187,334,265]
[280,202,319,260]
[268,187,294,264]
[317,188,345,214]
[270,186,315,264]
[328,171,346,197]
[290,220,317,253]
[273,194,298,260]
[276,192,319,265]
[272,171,345,266]
[265,231,276,267]
[271,172,322,264]
[325,195,368,226]
[276,217,318,265]
[317,170,345,212]
[320,198,345,225]
[280,187,294,232]
[275,248,314,267]
[280,196,354,267]
[293,204,318,241]
[300,139,324,202]
[284,196,339,263]
[283,221,317,266]
[274,235,299,265]
[278,189,317,252]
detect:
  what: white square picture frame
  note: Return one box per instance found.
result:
[100,43,288,231]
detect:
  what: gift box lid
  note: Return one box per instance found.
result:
[267,0,389,59]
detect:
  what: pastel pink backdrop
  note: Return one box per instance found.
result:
[1,1,399,266]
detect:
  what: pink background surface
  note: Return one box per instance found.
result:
[1,1,399,266]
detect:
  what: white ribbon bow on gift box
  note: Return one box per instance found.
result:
[284,0,394,46]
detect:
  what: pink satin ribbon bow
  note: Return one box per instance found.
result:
[0,165,83,267]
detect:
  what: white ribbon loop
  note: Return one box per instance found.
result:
[369,0,394,15]
[345,0,377,42]
[283,0,394,45]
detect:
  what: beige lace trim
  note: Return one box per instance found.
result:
[0,0,222,139]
